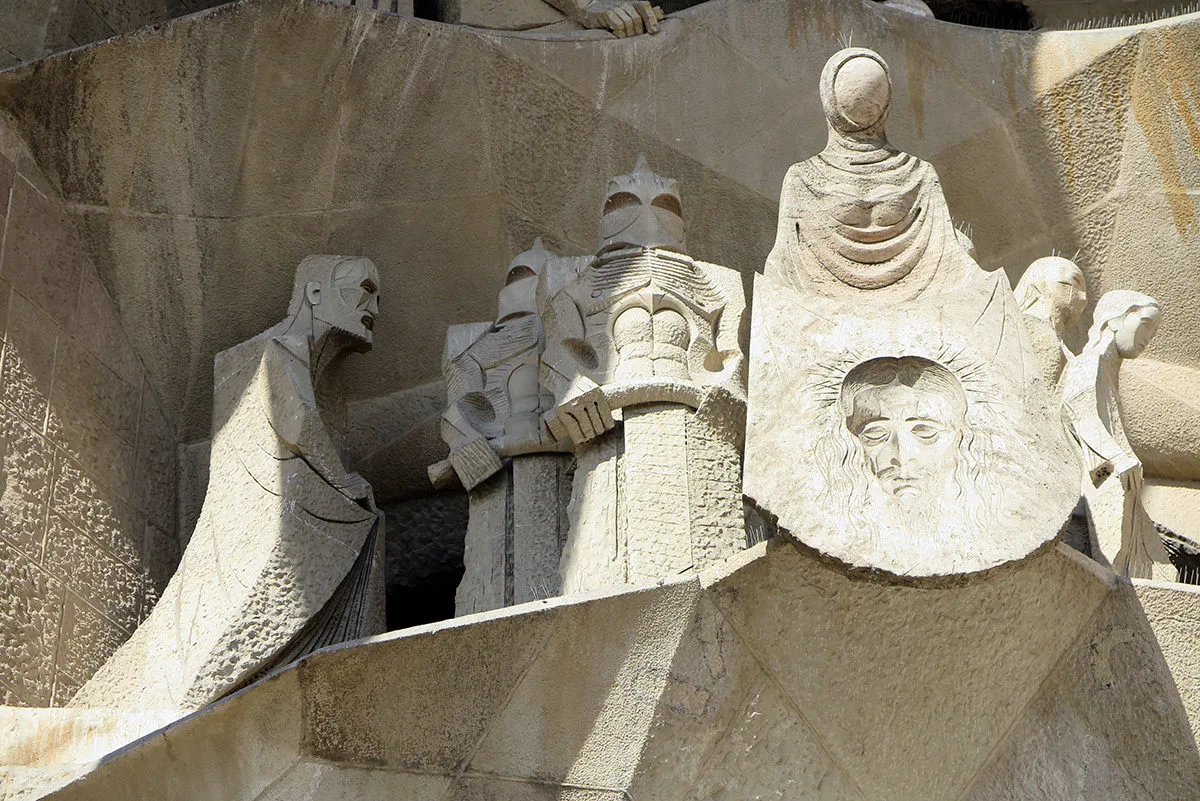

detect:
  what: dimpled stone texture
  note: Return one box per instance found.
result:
[0,537,63,707]
[1,292,56,430]
[51,456,143,570]
[0,407,53,504]
[42,514,142,626]
[55,592,131,705]
[46,394,135,501]
[0,487,48,565]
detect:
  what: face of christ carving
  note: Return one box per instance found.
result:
[839,356,969,509]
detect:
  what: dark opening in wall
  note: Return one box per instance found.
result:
[923,0,1036,29]
[412,0,439,19]
[382,492,469,630]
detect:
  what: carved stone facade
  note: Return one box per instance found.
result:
[3,1,1200,799]
[0,132,180,708]
[437,157,750,609]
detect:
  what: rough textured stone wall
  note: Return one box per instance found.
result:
[0,1,227,70]
[0,122,180,707]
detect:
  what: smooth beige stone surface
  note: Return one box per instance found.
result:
[256,762,450,801]
[41,667,304,801]
[26,539,1198,801]
[1135,579,1200,746]
[1143,480,1200,542]
[0,708,177,768]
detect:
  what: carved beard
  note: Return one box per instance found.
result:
[862,471,980,571]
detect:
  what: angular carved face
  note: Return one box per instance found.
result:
[322,258,381,348]
[1046,262,1087,329]
[840,356,968,506]
[1113,305,1161,359]
[849,383,963,500]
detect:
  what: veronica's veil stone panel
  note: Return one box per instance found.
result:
[744,49,1080,577]
[67,256,386,712]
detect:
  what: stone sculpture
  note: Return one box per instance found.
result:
[745,48,1080,576]
[434,0,664,37]
[69,256,386,711]
[539,155,749,593]
[544,0,664,36]
[431,242,573,615]
[1060,290,1174,580]
[1014,255,1088,388]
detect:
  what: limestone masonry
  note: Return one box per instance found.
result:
[1,0,1200,799]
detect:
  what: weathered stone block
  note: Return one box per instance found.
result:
[0,488,48,565]
[0,538,63,707]
[0,277,10,340]
[142,521,180,598]
[71,267,142,388]
[132,382,177,531]
[56,592,131,703]
[42,514,141,626]
[0,153,14,217]
[47,396,136,501]
[53,335,140,445]
[258,763,451,801]
[0,405,54,505]
[51,456,144,572]
[0,292,57,430]
[0,176,84,329]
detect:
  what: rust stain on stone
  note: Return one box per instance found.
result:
[1002,47,1019,115]
[1132,30,1199,238]
[905,46,930,139]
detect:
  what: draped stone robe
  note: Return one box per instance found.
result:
[70,333,385,711]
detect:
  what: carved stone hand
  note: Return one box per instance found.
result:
[549,386,616,445]
[579,0,663,36]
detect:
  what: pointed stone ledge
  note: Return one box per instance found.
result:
[17,540,1198,801]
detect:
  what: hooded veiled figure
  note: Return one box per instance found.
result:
[70,256,386,712]
[1060,290,1173,580]
[768,48,978,302]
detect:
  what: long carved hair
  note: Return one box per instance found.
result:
[815,356,996,557]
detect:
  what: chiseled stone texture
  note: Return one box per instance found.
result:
[0,125,181,706]
[26,540,1200,800]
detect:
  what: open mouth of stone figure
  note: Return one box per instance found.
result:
[361,313,374,332]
